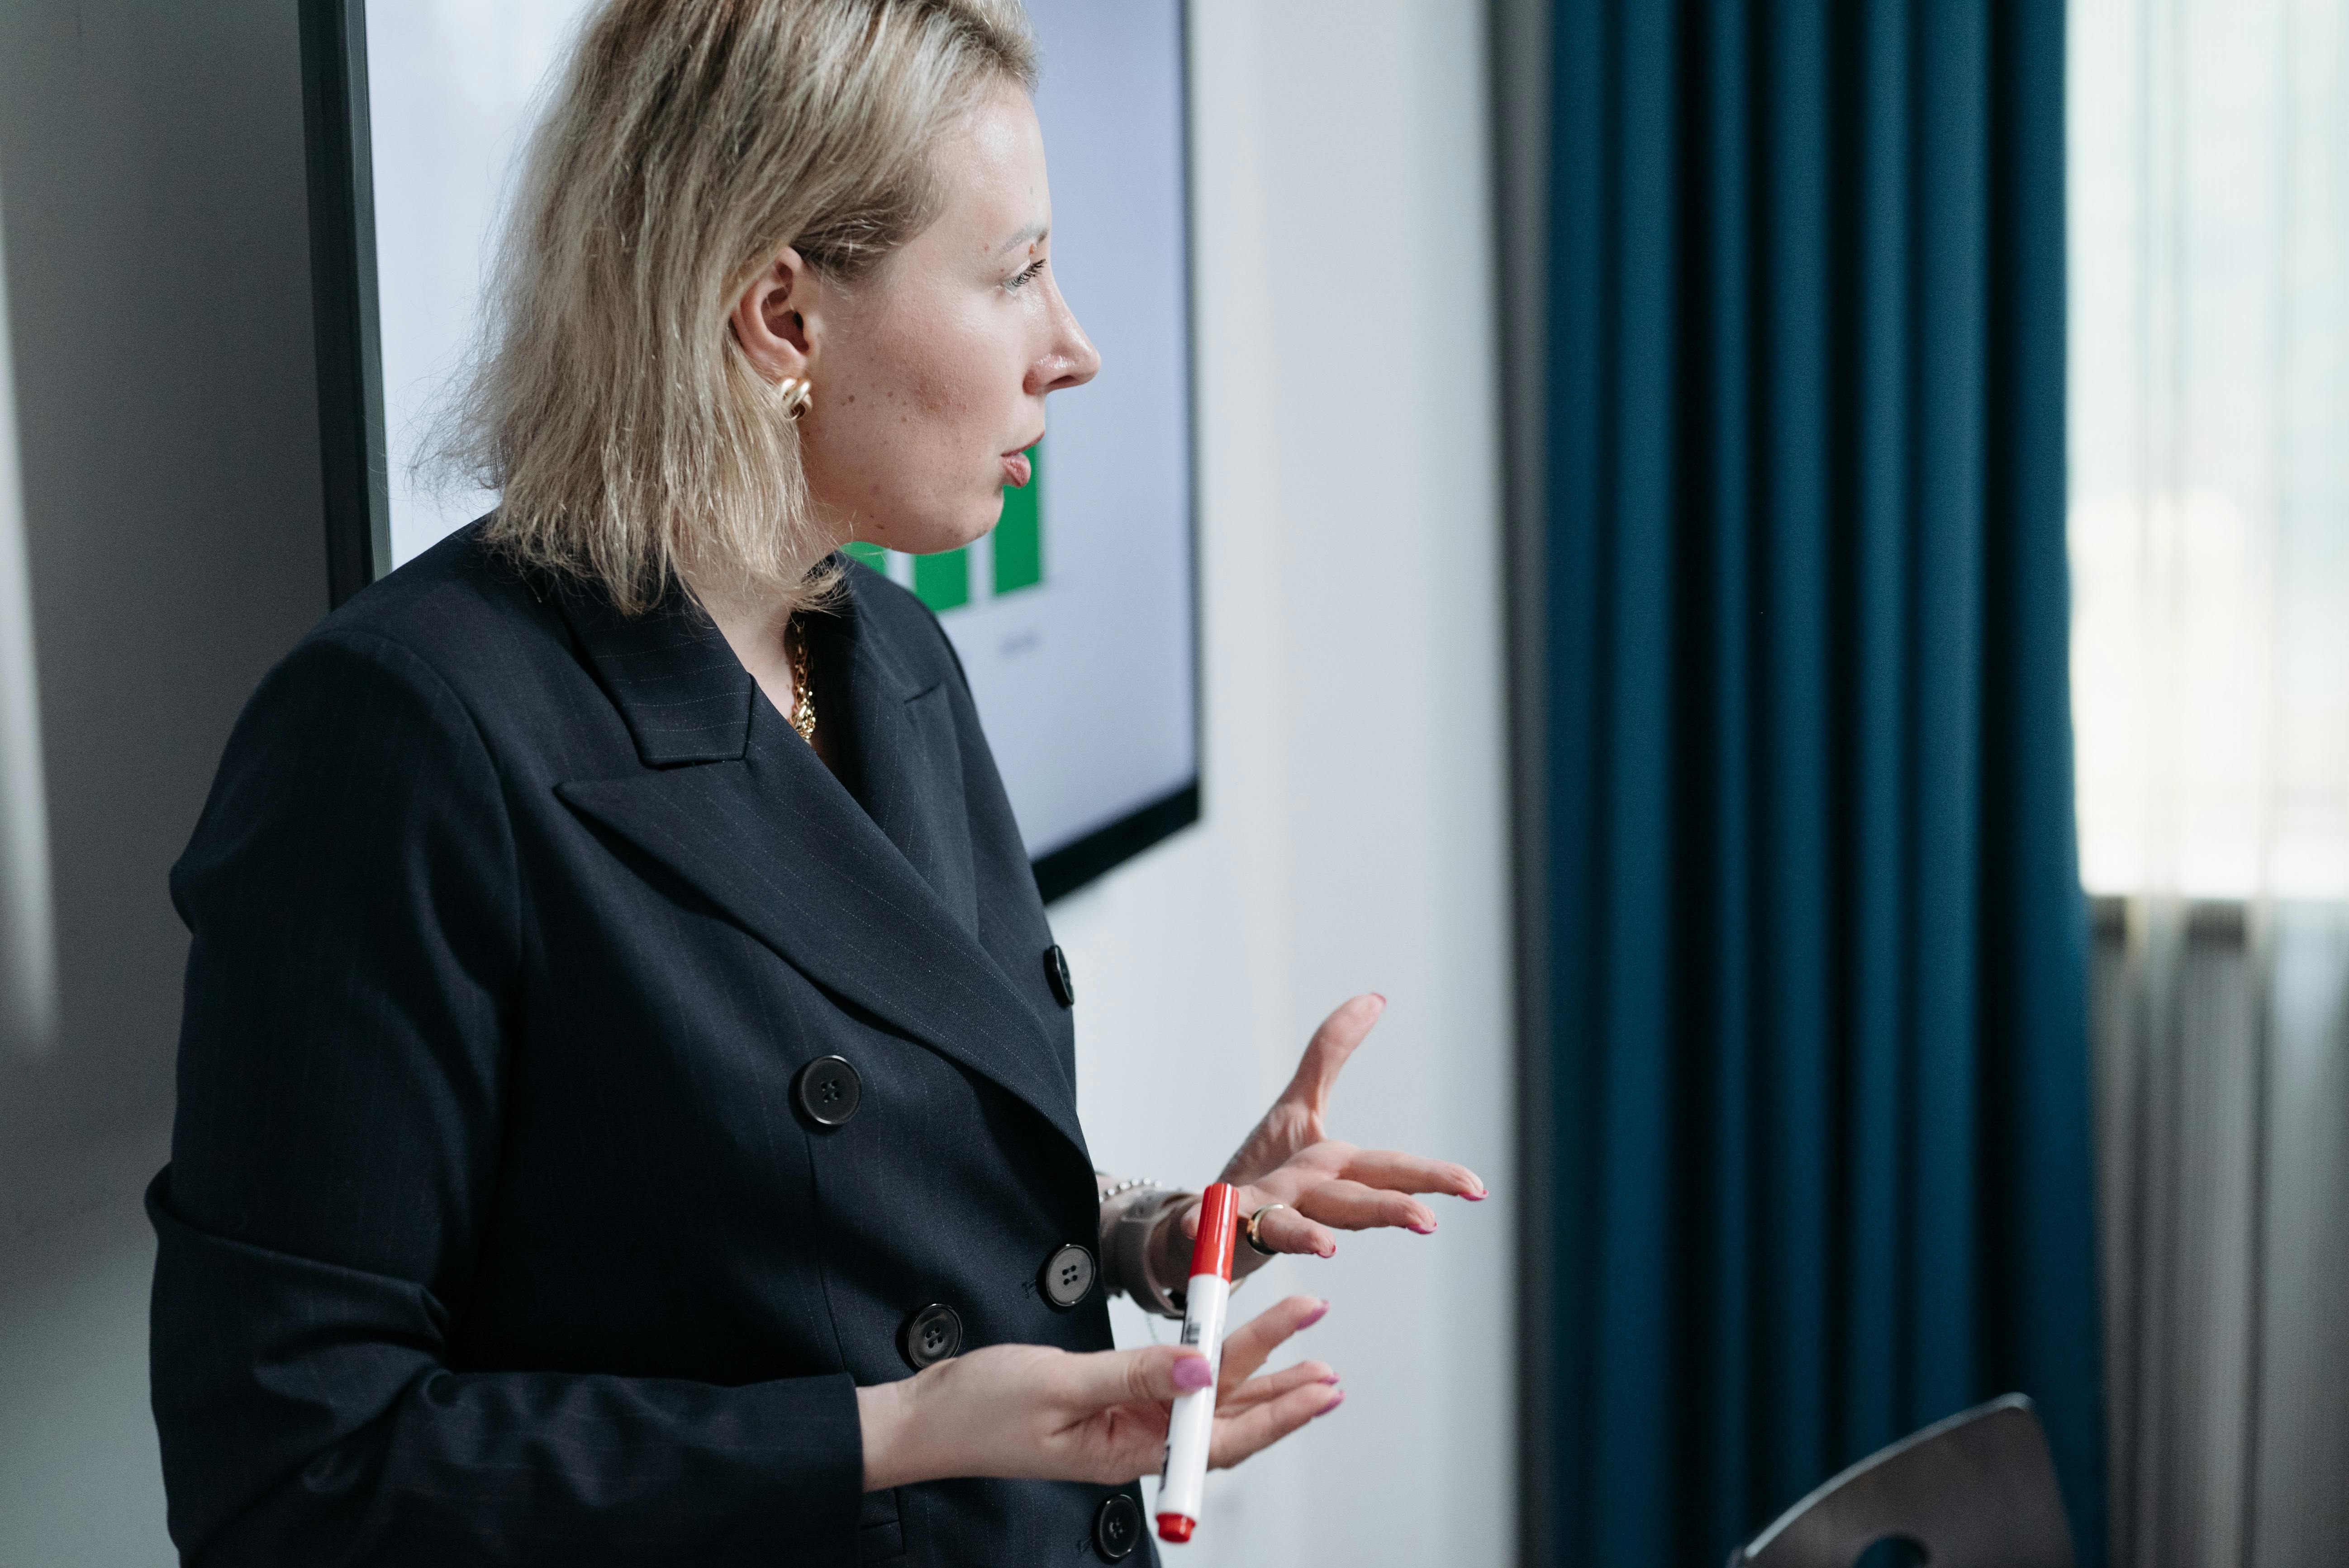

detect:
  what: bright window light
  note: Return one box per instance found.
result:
[2068,0,2349,899]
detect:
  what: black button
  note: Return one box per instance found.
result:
[795,1056,861,1128]
[1094,1492,1142,1561]
[1045,945,1075,1008]
[1041,1243,1096,1308]
[899,1302,962,1370]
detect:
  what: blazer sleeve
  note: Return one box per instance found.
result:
[151,628,863,1566]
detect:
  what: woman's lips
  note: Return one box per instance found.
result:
[1002,449,1033,489]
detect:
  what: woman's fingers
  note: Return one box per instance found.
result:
[1055,1301,1325,1412]
[1241,1198,1339,1257]
[1240,1143,1486,1203]
[1336,1147,1488,1200]
[1217,995,1387,1184]
[1216,1295,1328,1387]
[928,1324,1338,1485]
[1209,1375,1345,1469]
[1216,1358,1336,1415]
[1056,1341,1215,1414]
[1280,993,1384,1121]
[1178,1189,1339,1257]
[1211,1175,1454,1253]
[1294,1178,1441,1234]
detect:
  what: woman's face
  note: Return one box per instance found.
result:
[761,84,1100,556]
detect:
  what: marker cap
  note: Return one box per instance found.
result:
[1189,1183,1239,1283]
[1157,1513,1196,1543]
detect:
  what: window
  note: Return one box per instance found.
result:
[2068,0,2349,899]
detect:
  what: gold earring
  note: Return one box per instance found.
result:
[780,377,814,420]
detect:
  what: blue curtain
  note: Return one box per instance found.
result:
[1536,2,2102,1565]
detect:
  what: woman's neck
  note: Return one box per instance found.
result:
[685,569,846,776]
[693,584,797,720]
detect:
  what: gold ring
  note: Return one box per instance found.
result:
[1244,1202,1289,1255]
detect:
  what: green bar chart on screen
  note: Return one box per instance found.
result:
[914,546,968,611]
[838,444,1043,614]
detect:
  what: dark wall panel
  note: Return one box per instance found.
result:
[0,0,324,1296]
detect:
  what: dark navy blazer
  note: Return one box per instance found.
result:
[149,528,1154,1565]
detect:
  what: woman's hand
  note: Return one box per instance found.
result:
[1162,995,1487,1274]
[1203,1293,1345,1467]
[856,1295,1341,1489]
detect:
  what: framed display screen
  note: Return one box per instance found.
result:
[297,0,1200,900]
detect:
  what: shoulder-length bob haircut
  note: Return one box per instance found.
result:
[444,0,1036,616]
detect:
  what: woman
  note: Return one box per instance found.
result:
[149,2,1484,1563]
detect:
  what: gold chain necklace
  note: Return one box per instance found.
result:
[786,618,818,742]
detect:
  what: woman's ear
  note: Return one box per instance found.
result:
[730,247,820,384]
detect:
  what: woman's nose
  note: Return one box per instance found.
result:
[1041,291,1101,393]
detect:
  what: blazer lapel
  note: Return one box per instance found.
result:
[815,597,980,936]
[551,577,1084,1159]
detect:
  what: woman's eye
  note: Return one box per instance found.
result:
[1007,257,1048,291]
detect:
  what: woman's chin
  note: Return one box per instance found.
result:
[950,502,1009,551]
[865,511,996,558]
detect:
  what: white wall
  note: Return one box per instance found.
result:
[1059,4,1516,1563]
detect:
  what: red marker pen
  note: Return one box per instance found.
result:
[1155,1183,1238,1544]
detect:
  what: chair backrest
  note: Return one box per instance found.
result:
[1726,1394,2075,1568]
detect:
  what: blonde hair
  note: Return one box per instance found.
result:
[444,0,1037,615]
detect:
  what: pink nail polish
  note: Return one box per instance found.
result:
[1172,1355,1214,1392]
[1318,1389,1346,1415]
[1296,1302,1329,1330]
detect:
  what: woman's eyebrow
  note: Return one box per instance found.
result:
[996,221,1049,254]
